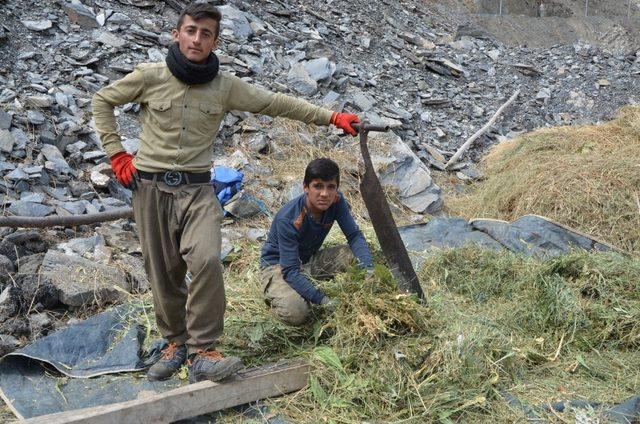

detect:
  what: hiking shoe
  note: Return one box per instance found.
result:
[147,342,187,381]
[188,350,243,383]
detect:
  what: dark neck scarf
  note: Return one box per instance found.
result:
[166,43,219,85]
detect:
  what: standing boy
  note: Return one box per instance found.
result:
[260,158,373,325]
[92,3,360,382]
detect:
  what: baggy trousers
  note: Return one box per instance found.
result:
[132,178,225,355]
[260,245,354,326]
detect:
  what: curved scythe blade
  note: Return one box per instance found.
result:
[357,124,424,299]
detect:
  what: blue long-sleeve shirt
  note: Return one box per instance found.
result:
[260,192,373,304]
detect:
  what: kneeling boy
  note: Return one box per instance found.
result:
[260,158,373,325]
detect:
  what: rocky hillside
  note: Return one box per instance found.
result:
[1,0,639,159]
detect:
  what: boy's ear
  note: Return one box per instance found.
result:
[303,183,309,194]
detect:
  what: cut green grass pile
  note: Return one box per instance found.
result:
[212,242,640,423]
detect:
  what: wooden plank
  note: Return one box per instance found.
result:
[23,362,309,424]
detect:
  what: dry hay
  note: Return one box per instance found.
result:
[446,105,640,253]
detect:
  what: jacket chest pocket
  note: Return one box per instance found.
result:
[148,100,176,132]
[194,102,223,135]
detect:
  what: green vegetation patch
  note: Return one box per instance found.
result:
[217,244,640,422]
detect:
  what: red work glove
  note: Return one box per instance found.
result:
[330,112,360,136]
[110,151,137,190]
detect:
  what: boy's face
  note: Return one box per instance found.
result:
[304,178,338,214]
[172,15,219,64]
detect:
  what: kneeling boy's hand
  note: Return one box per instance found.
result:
[320,296,340,312]
[330,112,360,136]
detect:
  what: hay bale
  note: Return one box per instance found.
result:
[447,106,640,252]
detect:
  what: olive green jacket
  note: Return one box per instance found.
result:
[92,62,333,172]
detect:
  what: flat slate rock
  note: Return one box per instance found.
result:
[96,222,141,254]
[19,193,45,203]
[224,193,268,219]
[6,168,29,180]
[0,162,15,172]
[0,129,15,153]
[40,250,130,307]
[21,19,52,31]
[40,144,72,174]
[371,131,443,214]
[287,62,317,96]
[218,5,253,41]
[304,57,336,82]
[8,201,54,217]
[59,200,87,215]
[26,110,46,125]
[61,1,98,29]
[0,111,12,130]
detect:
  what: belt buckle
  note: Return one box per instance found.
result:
[163,171,182,186]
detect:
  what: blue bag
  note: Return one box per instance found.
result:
[211,166,244,206]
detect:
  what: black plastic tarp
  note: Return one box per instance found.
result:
[399,214,617,269]
[4,305,145,378]
[0,305,179,419]
[0,357,179,419]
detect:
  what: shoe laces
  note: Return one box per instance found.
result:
[160,342,182,360]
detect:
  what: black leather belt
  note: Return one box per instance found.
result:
[137,170,210,186]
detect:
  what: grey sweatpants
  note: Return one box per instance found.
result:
[132,178,225,355]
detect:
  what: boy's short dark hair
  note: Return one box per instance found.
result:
[177,3,222,38]
[303,158,340,187]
